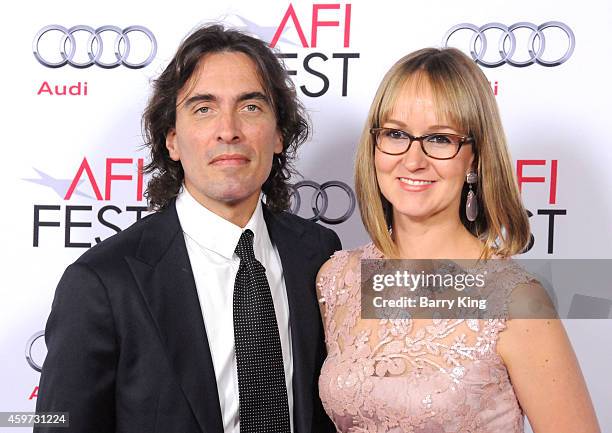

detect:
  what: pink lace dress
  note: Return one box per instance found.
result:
[317,243,535,433]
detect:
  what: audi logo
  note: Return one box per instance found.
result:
[25,330,46,372]
[442,22,575,67]
[289,180,356,225]
[33,25,157,69]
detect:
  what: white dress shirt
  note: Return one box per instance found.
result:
[175,187,294,433]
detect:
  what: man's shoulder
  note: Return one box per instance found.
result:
[76,207,176,267]
[271,209,338,240]
[267,209,342,259]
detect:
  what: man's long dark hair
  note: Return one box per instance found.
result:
[142,24,309,212]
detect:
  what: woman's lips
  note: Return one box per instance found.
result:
[398,177,436,192]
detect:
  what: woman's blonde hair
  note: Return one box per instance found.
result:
[355,47,530,259]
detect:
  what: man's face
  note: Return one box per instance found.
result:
[165,51,282,215]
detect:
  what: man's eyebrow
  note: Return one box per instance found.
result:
[237,91,270,104]
[182,93,216,108]
[181,91,270,109]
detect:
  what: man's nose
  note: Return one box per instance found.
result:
[216,110,242,143]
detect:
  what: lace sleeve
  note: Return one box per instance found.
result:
[316,250,350,326]
[479,260,548,354]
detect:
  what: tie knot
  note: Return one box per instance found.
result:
[235,229,256,261]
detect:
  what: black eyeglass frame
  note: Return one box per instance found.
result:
[370,127,475,160]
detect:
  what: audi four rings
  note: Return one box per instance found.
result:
[33,24,157,69]
[442,21,575,67]
[289,180,356,225]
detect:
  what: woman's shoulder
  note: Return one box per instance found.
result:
[473,256,554,322]
[320,242,383,274]
[317,242,381,293]
[340,241,385,261]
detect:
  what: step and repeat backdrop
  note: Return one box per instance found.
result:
[2,0,611,431]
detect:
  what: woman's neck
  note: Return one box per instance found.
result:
[392,215,483,260]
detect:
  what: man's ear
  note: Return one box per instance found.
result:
[273,130,283,154]
[165,129,180,161]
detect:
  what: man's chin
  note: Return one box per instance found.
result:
[214,189,261,206]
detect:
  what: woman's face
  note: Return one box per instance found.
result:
[374,79,475,225]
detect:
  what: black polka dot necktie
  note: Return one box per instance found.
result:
[233,229,291,433]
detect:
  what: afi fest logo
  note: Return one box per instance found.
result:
[28,157,149,248]
[27,157,357,248]
[240,3,358,97]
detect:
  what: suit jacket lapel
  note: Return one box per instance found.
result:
[264,208,320,433]
[126,202,223,433]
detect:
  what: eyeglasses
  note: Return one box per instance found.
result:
[370,127,474,160]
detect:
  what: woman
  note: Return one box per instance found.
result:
[316,48,599,432]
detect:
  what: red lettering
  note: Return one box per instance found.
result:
[270,3,309,48]
[549,159,558,204]
[65,157,103,200]
[517,160,546,193]
[28,386,39,400]
[105,158,134,200]
[311,4,340,48]
[344,4,352,48]
[37,81,87,96]
[517,160,558,204]
[68,82,86,95]
[489,80,499,96]
[37,81,52,95]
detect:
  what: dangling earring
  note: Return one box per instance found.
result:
[465,170,478,222]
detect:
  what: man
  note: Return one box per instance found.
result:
[35,25,340,433]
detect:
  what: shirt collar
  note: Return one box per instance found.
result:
[175,186,269,260]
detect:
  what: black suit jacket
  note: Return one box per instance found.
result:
[35,201,341,433]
